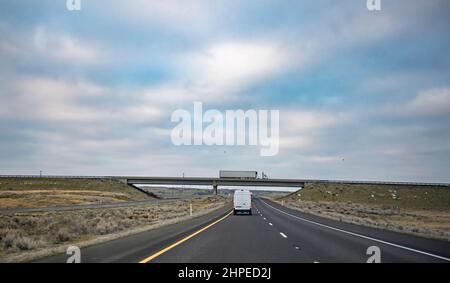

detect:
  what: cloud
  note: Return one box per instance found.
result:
[107,0,216,32]
[407,87,450,116]
[306,155,344,164]
[34,27,98,62]
[282,111,349,132]
[276,109,352,153]
[0,76,106,122]
[0,25,109,66]
[19,76,109,98]
[183,41,290,90]
[374,86,450,120]
[279,136,314,150]
[0,75,169,125]
[118,105,167,124]
[133,39,296,105]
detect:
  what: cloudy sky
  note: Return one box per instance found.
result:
[0,0,449,182]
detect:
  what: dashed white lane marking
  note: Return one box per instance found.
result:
[280,232,287,238]
[269,223,273,226]
[260,199,450,262]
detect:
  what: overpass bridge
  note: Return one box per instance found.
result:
[1,175,450,195]
[126,176,305,194]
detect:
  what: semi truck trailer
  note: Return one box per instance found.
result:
[219,170,258,179]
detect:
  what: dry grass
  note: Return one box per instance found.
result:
[0,196,229,262]
[0,178,150,209]
[276,183,450,241]
[288,182,450,211]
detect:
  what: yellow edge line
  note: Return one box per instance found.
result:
[139,210,233,263]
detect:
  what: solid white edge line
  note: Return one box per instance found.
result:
[260,199,450,262]
[280,232,287,238]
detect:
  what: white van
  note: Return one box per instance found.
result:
[233,189,252,215]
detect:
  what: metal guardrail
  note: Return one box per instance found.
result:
[0,175,119,179]
[300,179,450,187]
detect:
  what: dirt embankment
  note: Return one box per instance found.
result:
[275,183,450,241]
[0,178,151,209]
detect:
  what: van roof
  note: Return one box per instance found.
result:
[234,189,251,193]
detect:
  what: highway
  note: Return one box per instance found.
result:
[37,198,450,263]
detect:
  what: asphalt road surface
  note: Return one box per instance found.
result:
[37,198,450,263]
